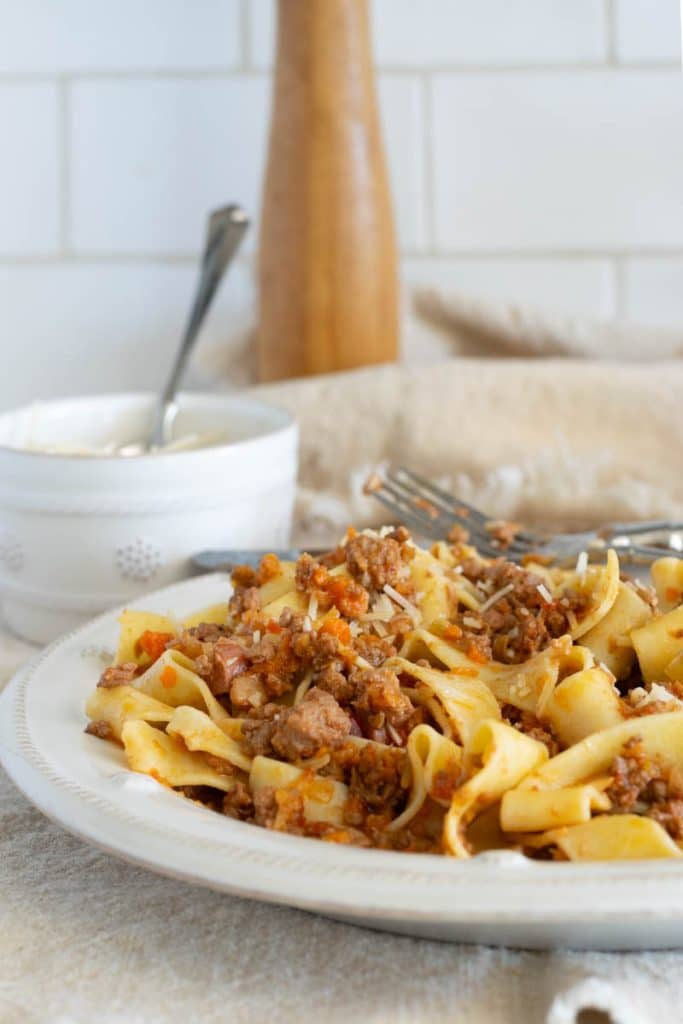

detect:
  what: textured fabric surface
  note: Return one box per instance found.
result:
[3,348,683,1023]
[252,358,683,546]
[0,722,681,1024]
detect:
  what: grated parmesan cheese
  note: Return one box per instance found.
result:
[252,629,261,644]
[383,584,420,623]
[536,583,553,605]
[479,582,515,613]
[386,723,403,746]
[307,594,318,621]
[302,616,312,633]
[575,550,589,579]
[633,683,683,710]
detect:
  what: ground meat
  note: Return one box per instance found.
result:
[191,621,229,642]
[270,687,352,761]
[453,558,586,665]
[250,632,302,698]
[501,704,560,757]
[228,585,261,623]
[345,533,404,591]
[230,674,267,711]
[349,744,409,812]
[295,552,325,592]
[253,784,306,832]
[318,545,347,569]
[291,626,342,671]
[252,785,278,826]
[324,576,369,618]
[486,520,521,550]
[178,786,224,812]
[387,612,415,645]
[231,564,257,588]
[316,664,355,703]
[605,737,683,839]
[447,523,470,544]
[606,736,663,811]
[240,704,282,756]
[257,552,281,583]
[648,799,683,839]
[211,637,250,696]
[294,552,370,619]
[222,780,254,821]
[97,662,138,688]
[350,667,415,741]
[352,633,397,667]
[85,719,112,739]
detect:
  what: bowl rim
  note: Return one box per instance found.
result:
[0,391,296,464]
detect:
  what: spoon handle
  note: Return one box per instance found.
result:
[151,204,249,447]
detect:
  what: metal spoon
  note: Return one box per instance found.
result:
[121,204,249,454]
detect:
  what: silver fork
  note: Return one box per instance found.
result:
[366,467,683,564]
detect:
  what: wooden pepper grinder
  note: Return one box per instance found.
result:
[257,0,399,381]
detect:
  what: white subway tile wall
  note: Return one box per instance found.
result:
[0,84,60,255]
[0,0,681,408]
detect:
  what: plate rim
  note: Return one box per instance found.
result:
[4,572,683,936]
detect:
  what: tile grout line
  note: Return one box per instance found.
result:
[0,62,680,84]
[239,0,251,71]
[1,252,683,268]
[612,256,628,319]
[57,76,70,256]
[419,73,436,254]
[605,0,618,65]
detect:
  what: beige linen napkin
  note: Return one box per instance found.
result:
[252,357,683,546]
[413,288,683,361]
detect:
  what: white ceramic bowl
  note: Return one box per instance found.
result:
[0,392,298,644]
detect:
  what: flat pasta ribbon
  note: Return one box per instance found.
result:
[579,581,653,679]
[389,724,462,832]
[518,712,683,792]
[388,656,500,745]
[121,720,236,792]
[85,685,174,741]
[408,628,575,716]
[525,814,682,860]
[443,719,548,858]
[249,755,348,826]
[500,782,611,833]
[553,547,620,639]
[651,557,683,613]
[166,706,252,773]
[134,649,229,723]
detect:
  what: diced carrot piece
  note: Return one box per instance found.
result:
[466,642,488,665]
[138,630,174,662]
[258,552,281,583]
[320,617,352,646]
[160,665,177,688]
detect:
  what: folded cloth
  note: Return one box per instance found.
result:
[413,289,683,361]
[252,358,683,545]
[193,285,683,387]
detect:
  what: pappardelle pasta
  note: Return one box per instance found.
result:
[85,529,683,861]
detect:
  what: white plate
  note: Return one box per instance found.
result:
[3,572,683,951]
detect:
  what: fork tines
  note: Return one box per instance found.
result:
[366,467,537,560]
